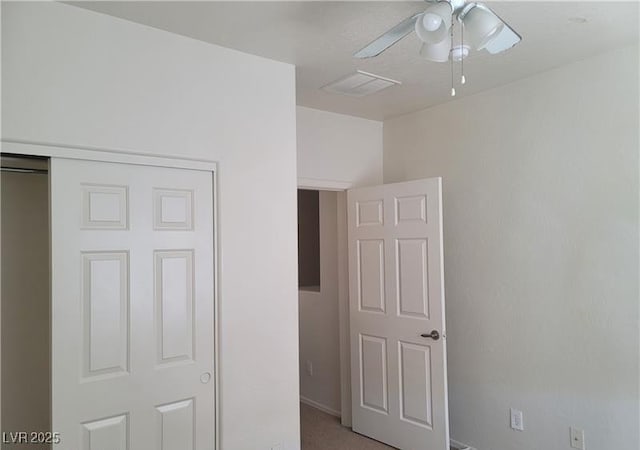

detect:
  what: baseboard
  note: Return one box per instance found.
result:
[450,438,476,450]
[300,395,341,418]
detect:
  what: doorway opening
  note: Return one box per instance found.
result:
[297,188,392,449]
[297,179,450,450]
[297,189,340,417]
[298,188,342,440]
[1,155,52,448]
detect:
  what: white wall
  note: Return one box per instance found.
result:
[299,191,341,416]
[2,3,299,449]
[297,106,383,188]
[384,46,639,450]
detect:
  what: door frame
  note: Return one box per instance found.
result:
[1,139,220,449]
[297,177,353,427]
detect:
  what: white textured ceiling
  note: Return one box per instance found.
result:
[70,1,639,120]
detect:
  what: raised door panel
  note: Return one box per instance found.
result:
[82,414,129,450]
[357,240,386,313]
[395,239,429,319]
[359,334,388,414]
[154,250,195,365]
[356,200,384,227]
[156,399,195,450]
[394,195,427,225]
[153,189,194,230]
[82,252,129,379]
[81,184,128,230]
[398,342,433,429]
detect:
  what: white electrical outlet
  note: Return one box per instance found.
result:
[305,360,313,376]
[570,427,585,450]
[510,408,524,431]
[270,444,282,450]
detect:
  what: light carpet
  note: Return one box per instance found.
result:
[300,403,396,450]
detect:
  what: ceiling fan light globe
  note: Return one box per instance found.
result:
[419,40,451,63]
[422,13,443,31]
[415,2,453,44]
[463,4,504,50]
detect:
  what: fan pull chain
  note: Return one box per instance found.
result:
[450,18,456,97]
[461,20,466,85]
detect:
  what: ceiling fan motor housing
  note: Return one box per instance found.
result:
[451,45,470,61]
[448,0,468,13]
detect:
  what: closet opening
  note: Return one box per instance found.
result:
[1,154,51,447]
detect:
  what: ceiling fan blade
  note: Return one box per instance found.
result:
[480,6,522,54]
[354,13,422,58]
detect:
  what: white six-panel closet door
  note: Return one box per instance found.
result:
[50,158,215,450]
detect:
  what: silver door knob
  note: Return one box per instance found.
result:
[420,330,440,340]
[200,372,212,384]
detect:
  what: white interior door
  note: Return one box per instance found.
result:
[348,178,449,450]
[51,158,215,450]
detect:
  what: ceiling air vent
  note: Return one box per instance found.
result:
[322,70,401,97]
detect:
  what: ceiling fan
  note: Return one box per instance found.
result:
[354,0,521,60]
[353,0,521,94]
